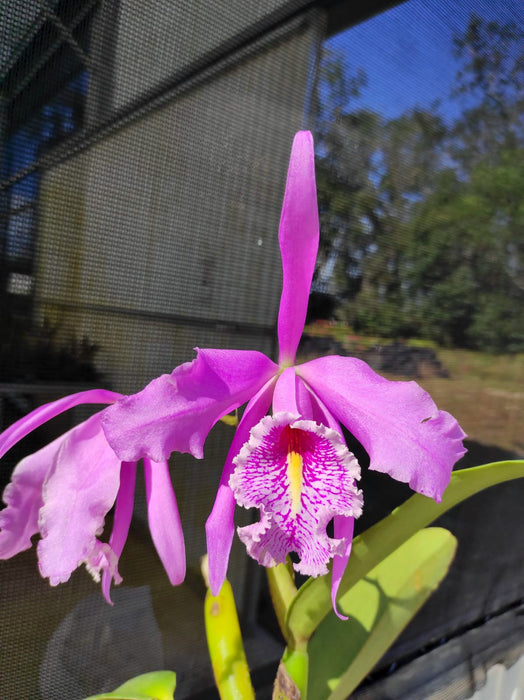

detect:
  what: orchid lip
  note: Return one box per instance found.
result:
[230,412,363,577]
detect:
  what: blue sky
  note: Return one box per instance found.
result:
[326,0,522,123]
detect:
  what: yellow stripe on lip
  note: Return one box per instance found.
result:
[287,450,303,516]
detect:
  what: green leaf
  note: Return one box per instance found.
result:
[308,527,456,700]
[83,670,176,700]
[287,460,524,646]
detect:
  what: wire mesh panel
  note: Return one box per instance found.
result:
[1,0,523,699]
[310,0,524,697]
[1,2,323,698]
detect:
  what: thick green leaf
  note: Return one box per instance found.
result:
[308,527,456,700]
[83,670,176,700]
[287,460,524,645]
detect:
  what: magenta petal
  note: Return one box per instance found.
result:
[272,367,300,415]
[205,377,275,595]
[277,131,320,366]
[37,414,121,585]
[295,376,314,420]
[144,458,185,586]
[331,515,355,621]
[273,368,315,419]
[301,381,342,432]
[298,356,467,501]
[102,461,137,604]
[0,433,66,559]
[102,348,277,462]
[205,484,235,595]
[0,389,121,460]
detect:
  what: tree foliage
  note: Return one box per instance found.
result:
[313,16,524,352]
[406,152,524,349]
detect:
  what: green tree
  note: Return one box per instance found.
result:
[450,14,524,169]
[312,47,378,305]
[405,151,524,349]
[313,16,523,350]
[313,50,446,337]
[351,109,447,337]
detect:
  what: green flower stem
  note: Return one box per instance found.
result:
[204,580,255,700]
[267,561,298,643]
[286,460,524,647]
[273,648,309,700]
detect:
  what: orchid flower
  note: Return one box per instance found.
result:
[0,390,185,603]
[100,131,466,613]
[0,132,465,613]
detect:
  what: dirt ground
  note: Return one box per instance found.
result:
[302,324,523,458]
[417,349,523,457]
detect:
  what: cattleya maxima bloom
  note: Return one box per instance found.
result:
[0,131,466,613]
[103,131,465,609]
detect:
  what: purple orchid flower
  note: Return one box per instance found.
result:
[0,131,465,614]
[101,131,466,613]
[0,390,185,603]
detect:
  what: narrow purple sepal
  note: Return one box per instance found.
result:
[205,484,236,596]
[0,389,121,461]
[273,369,315,420]
[277,131,319,366]
[144,458,186,586]
[272,367,300,415]
[301,382,342,432]
[298,355,467,501]
[295,375,314,419]
[331,515,355,621]
[102,461,137,604]
[102,348,277,463]
[205,376,276,595]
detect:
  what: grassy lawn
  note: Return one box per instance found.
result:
[302,323,523,457]
[418,348,523,457]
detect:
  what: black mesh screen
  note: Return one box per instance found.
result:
[1,1,523,698]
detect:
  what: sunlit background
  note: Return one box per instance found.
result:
[1,1,522,698]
